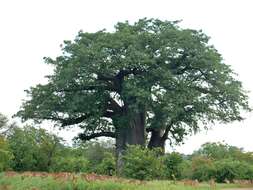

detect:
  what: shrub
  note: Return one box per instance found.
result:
[51,157,89,172]
[245,165,253,180]
[214,159,253,182]
[0,136,13,171]
[122,145,164,180]
[191,156,216,181]
[73,140,115,172]
[7,125,63,171]
[96,152,116,175]
[163,152,183,179]
[214,159,238,182]
[178,160,193,179]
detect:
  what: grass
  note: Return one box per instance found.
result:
[0,172,250,190]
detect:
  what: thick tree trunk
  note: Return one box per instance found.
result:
[147,129,166,153]
[126,111,146,145]
[115,111,146,175]
[115,126,127,175]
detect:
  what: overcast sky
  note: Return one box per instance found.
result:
[0,0,252,154]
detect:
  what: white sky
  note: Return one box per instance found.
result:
[0,0,252,154]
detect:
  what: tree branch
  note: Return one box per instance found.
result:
[60,111,116,127]
[160,107,195,141]
[161,122,174,141]
[59,84,116,92]
[103,111,116,118]
[97,73,115,81]
[61,114,92,127]
[193,86,220,96]
[108,98,122,113]
[116,68,145,80]
[78,131,116,141]
[37,114,91,127]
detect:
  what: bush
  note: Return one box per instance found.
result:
[50,157,89,172]
[214,159,238,182]
[245,165,253,180]
[0,136,13,171]
[191,156,216,181]
[82,141,114,166]
[214,159,253,182]
[122,145,164,180]
[178,160,193,179]
[96,152,116,175]
[163,152,183,179]
[7,126,63,171]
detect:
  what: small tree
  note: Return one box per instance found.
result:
[0,113,16,137]
[7,125,63,171]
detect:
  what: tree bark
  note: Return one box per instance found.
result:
[114,110,146,175]
[147,129,166,153]
[115,126,127,175]
[147,122,174,154]
[126,111,146,145]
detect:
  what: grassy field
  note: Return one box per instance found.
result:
[0,172,250,190]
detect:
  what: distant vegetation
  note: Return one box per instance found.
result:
[1,113,253,183]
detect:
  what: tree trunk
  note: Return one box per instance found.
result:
[114,111,146,175]
[126,111,146,145]
[115,126,127,176]
[148,128,167,154]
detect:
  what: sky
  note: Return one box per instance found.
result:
[0,0,252,154]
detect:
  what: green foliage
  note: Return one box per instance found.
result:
[194,142,229,160]
[96,152,116,175]
[214,159,238,182]
[81,141,114,167]
[178,160,193,179]
[214,159,253,182]
[186,142,253,182]
[50,156,89,172]
[3,123,115,174]
[0,113,17,137]
[193,142,253,163]
[3,114,253,183]
[0,136,13,171]
[17,18,251,151]
[163,152,183,179]
[7,125,63,171]
[122,145,164,180]
[191,156,216,181]
[0,113,14,171]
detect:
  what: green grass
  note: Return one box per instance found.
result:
[0,173,250,190]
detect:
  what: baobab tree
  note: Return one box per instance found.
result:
[17,18,251,173]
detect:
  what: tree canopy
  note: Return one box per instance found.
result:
[17,18,251,171]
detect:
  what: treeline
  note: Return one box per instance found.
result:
[0,125,115,175]
[1,114,253,182]
[120,144,253,182]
